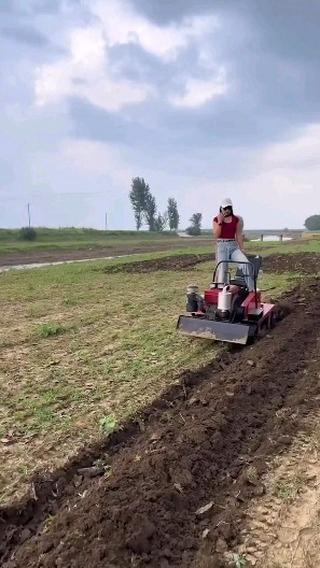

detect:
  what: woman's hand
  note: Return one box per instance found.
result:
[236,219,244,250]
[217,213,224,224]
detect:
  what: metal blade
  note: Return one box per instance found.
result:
[177,315,251,345]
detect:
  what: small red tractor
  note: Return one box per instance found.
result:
[177,255,279,345]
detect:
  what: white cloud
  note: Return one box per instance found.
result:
[209,124,320,226]
[35,24,153,111]
[35,61,72,106]
[34,0,223,111]
[169,69,227,108]
[261,123,320,169]
[69,26,106,72]
[89,0,218,61]
[80,76,152,111]
[155,122,320,230]
[242,123,320,211]
[61,138,132,186]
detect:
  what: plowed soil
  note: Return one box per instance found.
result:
[1,278,320,567]
[102,253,213,273]
[263,252,320,274]
[103,251,319,274]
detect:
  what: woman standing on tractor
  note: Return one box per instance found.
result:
[213,198,254,290]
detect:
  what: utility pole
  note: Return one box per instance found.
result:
[27,203,31,228]
[105,211,108,231]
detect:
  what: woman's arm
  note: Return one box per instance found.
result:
[236,216,244,250]
[213,213,224,238]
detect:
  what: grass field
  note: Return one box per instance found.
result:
[0,227,310,257]
[0,238,319,504]
[0,228,196,256]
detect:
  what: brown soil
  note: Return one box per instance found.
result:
[0,239,213,268]
[233,410,320,567]
[102,253,213,273]
[1,279,320,567]
[102,251,320,275]
[263,252,320,274]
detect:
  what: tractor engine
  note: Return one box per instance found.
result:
[186,284,204,313]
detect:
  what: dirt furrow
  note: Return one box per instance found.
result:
[1,279,320,567]
[221,404,320,568]
[101,252,320,274]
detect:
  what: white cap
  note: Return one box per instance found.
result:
[221,197,233,208]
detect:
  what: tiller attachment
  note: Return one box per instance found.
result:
[177,315,252,344]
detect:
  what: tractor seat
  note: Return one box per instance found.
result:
[235,255,262,279]
[230,277,247,287]
[229,255,262,287]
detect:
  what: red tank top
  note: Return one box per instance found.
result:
[213,215,239,239]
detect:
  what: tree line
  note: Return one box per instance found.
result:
[129,177,202,235]
[130,179,320,234]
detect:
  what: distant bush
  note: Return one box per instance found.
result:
[186,226,201,236]
[19,227,37,241]
[186,213,202,236]
[304,215,320,231]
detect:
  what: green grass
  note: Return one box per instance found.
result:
[0,226,319,258]
[233,554,247,568]
[273,474,307,503]
[38,322,66,338]
[99,415,118,435]
[0,227,202,255]
[0,240,319,504]
[0,228,180,242]
[246,238,320,255]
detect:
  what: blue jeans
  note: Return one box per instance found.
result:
[216,240,254,290]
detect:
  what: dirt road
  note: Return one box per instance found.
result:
[1,276,320,567]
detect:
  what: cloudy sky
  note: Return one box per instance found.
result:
[1,0,320,230]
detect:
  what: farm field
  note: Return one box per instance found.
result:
[0,228,214,266]
[0,227,306,268]
[1,238,320,567]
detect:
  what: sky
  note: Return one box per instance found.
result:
[1,0,320,230]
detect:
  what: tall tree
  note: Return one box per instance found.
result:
[186,212,202,236]
[154,212,168,232]
[129,177,149,230]
[144,192,157,231]
[167,197,179,231]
